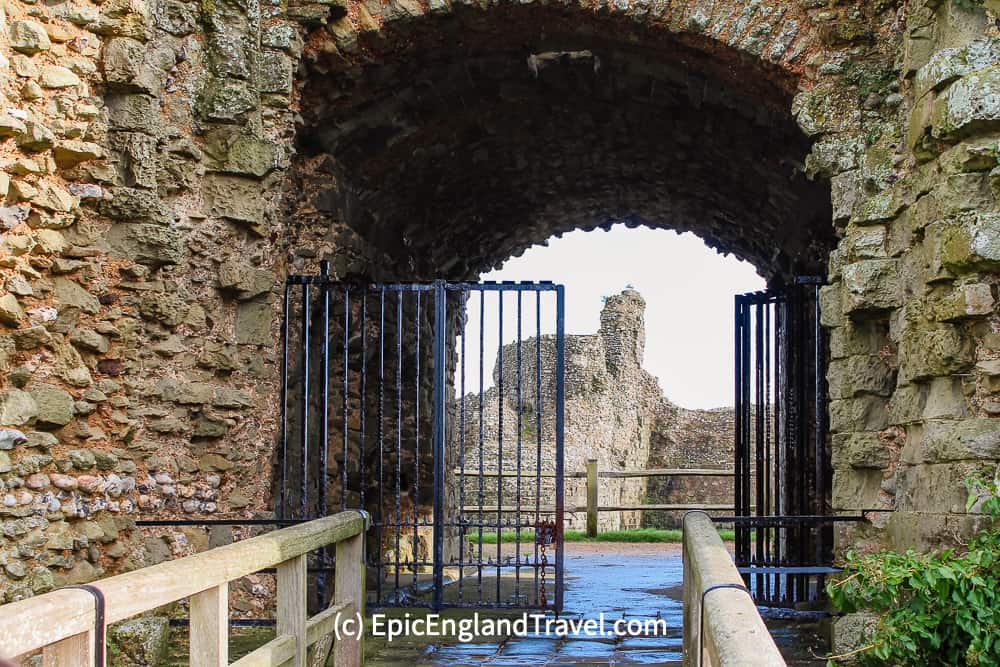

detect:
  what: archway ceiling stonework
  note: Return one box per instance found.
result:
[290,3,836,281]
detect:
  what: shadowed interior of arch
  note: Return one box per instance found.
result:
[287,5,835,284]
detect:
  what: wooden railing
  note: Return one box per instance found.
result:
[0,510,369,667]
[455,460,742,536]
[581,459,737,536]
[682,511,784,666]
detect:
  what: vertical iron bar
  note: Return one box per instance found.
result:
[814,282,827,596]
[534,290,542,607]
[280,283,290,520]
[432,281,447,611]
[342,286,350,512]
[775,294,784,604]
[300,283,311,521]
[742,298,752,569]
[515,289,523,602]
[742,296,748,568]
[554,285,566,614]
[496,290,504,604]
[376,289,385,604]
[395,290,402,599]
[318,263,331,608]
[458,292,467,605]
[733,296,743,568]
[791,288,800,602]
[755,300,765,598]
[787,290,797,601]
[360,292,367,510]
[477,289,485,604]
[764,299,772,603]
[413,291,421,592]
[796,286,807,601]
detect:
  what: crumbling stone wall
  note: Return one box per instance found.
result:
[806,1,1000,647]
[459,289,737,532]
[809,4,1000,542]
[0,0,996,650]
[0,0,295,600]
[643,405,736,529]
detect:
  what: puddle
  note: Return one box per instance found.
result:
[366,543,828,666]
[157,544,827,665]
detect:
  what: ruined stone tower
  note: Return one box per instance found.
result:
[460,289,735,532]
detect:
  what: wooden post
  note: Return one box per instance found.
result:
[333,531,365,667]
[42,632,93,667]
[277,554,308,667]
[190,583,228,667]
[586,458,598,537]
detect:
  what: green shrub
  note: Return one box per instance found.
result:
[826,468,1000,665]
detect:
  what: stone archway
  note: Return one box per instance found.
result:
[283,1,834,283]
[274,4,840,569]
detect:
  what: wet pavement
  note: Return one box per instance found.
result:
[364,544,827,666]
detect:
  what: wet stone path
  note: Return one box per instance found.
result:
[364,544,827,666]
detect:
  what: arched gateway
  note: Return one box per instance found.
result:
[0,0,997,653]
[286,0,834,282]
[277,0,838,611]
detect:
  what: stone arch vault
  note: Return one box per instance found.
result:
[286,0,834,282]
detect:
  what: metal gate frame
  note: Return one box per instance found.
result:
[444,281,567,612]
[732,277,846,608]
[280,268,566,612]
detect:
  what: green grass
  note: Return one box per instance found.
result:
[470,528,737,544]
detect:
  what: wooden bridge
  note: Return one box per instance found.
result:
[0,511,367,667]
[0,508,790,666]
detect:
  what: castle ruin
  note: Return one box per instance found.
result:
[459,289,735,533]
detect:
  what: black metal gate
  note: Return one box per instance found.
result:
[733,278,838,608]
[281,267,565,611]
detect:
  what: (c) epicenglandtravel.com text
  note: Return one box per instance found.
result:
[330,611,671,643]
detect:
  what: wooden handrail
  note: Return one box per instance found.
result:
[0,510,368,667]
[459,504,740,514]
[682,512,785,666]
[455,467,741,478]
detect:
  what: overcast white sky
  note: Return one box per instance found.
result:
[462,226,764,409]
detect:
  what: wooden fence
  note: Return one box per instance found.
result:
[580,459,738,536]
[0,510,368,667]
[455,460,743,536]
